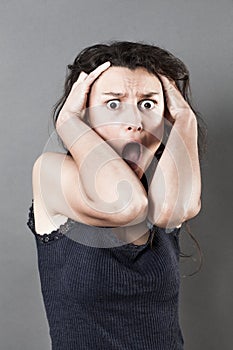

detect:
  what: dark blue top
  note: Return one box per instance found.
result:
[27,200,184,350]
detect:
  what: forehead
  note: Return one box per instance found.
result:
[91,66,162,93]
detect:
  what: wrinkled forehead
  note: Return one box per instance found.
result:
[90,66,163,95]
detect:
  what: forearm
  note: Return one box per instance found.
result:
[148,113,201,227]
[56,112,148,223]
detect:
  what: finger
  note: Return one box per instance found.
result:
[158,74,176,90]
[63,62,111,117]
[85,61,111,85]
[78,71,88,81]
[159,74,190,111]
[73,61,111,95]
[71,71,88,90]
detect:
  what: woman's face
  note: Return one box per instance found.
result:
[88,66,165,178]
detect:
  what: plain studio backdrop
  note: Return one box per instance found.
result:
[0,1,232,349]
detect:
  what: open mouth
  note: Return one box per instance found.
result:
[122,142,142,168]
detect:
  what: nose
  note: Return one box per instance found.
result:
[124,106,143,133]
[126,124,143,132]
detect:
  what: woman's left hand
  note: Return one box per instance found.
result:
[148,75,201,228]
[159,75,196,125]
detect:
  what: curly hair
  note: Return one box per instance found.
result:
[53,41,207,160]
[52,41,208,274]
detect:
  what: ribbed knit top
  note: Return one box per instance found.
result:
[27,198,184,350]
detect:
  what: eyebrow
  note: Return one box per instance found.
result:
[101,92,160,98]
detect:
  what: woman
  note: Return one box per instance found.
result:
[28,41,206,349]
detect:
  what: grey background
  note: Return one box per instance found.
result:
[1,0,232,349]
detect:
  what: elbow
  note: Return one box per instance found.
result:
[129,195,148,224]
[147,201,171,228]
[148,209,176,229]
[148,199,202,229]
[112,195,148,226]
[185,200,202,220]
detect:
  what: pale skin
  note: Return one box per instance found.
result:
[32,61,201,245]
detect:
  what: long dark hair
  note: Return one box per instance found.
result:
[53,41,207,159]
[52,41,208,273]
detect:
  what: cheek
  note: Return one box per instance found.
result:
[93,125,125,155]
[93,125,120,141]
[88,104,120,130]
[143,111,164,139]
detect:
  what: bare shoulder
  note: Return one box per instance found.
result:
[33,151,74,169]
[32,150,148,234]
[32,152,77,235]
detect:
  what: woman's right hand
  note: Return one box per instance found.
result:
[32,60,149,239]
[56,61,111,127]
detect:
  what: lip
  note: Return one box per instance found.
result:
[121,138,143,150]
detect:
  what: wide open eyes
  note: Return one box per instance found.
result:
[138,100,157,110]
[106,100,121,110]
[106,99,157,111]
